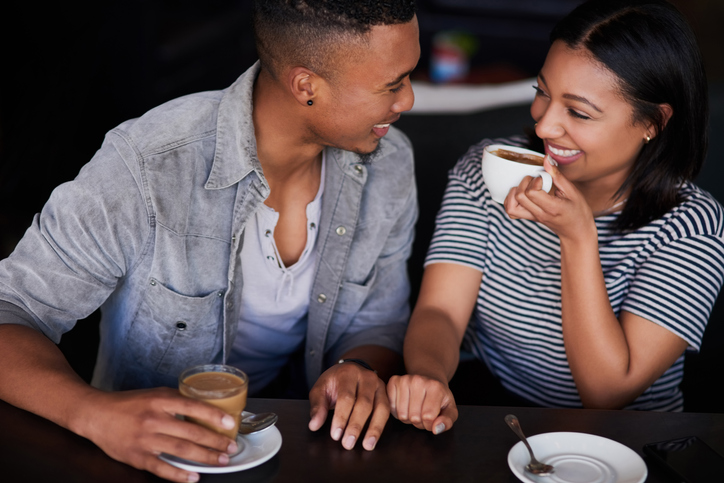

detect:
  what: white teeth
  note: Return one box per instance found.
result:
[374,123,390,128]
[549,145,581,157]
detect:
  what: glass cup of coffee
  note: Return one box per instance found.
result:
[481,144,553,204]
[179,364,248,439]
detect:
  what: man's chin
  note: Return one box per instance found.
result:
[355,143,382,165]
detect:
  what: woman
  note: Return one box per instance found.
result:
[388,0,724,434]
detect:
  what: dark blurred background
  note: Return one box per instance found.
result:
[2,0,723,410]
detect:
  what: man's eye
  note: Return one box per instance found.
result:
[390,84,404,94]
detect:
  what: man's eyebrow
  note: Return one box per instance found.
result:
[538,72,603,113]
[384,69,414,87]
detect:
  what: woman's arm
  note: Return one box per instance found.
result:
[505,159,688,409]
[387,262,481,432]
[557,222,687,408]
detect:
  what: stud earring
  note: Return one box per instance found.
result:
[644,134,651,144]
[307,100,313,106]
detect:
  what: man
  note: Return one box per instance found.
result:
[0,0,420,481]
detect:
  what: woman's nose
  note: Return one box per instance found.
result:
[535,109,566,140]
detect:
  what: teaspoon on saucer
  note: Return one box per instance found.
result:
[504,414,555,476]
[239,411,278,435]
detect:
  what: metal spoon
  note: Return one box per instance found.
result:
[238,411,278,435]
[504,414,555,476]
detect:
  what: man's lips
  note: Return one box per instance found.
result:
[372,116,400,137]
[372,124,390,137]
[545,142,583,165]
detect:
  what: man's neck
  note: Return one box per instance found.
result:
[252,69,324,183]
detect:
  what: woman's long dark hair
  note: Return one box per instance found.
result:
[546,0,708,231]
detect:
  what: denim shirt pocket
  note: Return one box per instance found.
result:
[325,266,377,348]
[125,278,224,378]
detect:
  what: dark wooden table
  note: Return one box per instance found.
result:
[2,397,723,482]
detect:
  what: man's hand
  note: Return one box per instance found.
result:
[308,361,390,451]
[75,387,239,483]
[387,374,458,434]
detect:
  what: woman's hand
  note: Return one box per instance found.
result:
[503,156,594,242]
[387,374,457,434]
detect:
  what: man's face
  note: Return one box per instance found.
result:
[305,17,420,155]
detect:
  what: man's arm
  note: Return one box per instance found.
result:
[307,130,418,450]
[0,323,240,483]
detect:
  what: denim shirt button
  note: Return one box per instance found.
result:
[217,291,224,297]
[309,349,316,356]
[149,279,157,286]
[317,293,327,303]
[175,321,187,330]
[336,226,346,236]
[354,165,363,175]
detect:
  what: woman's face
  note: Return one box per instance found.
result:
[531,41,651,198]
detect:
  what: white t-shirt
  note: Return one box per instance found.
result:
[229,155,325,393]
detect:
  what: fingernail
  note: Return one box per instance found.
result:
[364,436,377,450]
[187,472,200,482]
[218,453,230,465]
[344,435,356,449]
[434,423,446,435]
[332,427,343,441]
[547,154,558,167]
[221,415,235,429]
[228,441,238,454]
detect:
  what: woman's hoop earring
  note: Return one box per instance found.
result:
[307,100,313,106]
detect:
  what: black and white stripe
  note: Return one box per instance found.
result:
[426,137,724,411]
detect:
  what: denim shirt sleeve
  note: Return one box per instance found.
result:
[0,130,151,342]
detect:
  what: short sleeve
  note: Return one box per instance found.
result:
[622,233,724,350]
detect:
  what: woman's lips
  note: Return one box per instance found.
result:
[545,142,583,165]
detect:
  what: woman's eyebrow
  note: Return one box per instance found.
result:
[539,72,603,113]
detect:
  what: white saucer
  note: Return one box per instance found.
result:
[159,423,282,474]
[508,432,647,483]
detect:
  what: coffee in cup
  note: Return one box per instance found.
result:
[179,364,248,439]
[481,144,553,204]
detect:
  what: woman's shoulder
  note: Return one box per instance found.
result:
[657,183,724,240]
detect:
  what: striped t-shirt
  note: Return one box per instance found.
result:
[426,136,724,411]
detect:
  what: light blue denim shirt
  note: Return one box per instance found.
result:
[0,62,417,391]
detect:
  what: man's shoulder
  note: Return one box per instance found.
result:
[110,90,226,156]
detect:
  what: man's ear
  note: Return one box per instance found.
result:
[288,66,319,107]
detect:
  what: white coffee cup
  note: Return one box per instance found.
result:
[481,144,553,204]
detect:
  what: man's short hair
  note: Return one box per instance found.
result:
[253,0,416,80]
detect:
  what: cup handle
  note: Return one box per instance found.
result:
[537,172,553,193]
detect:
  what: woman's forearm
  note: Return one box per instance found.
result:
[403,307,463,384]
[558,228,634,408]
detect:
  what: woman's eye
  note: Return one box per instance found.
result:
[532,85,548,97]
[568,109,591,120]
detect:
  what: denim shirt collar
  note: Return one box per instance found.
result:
[205,61,267,193]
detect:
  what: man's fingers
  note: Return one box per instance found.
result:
[152,432,233,467]
[308,391,330,432]
[362,385,391,451]
[144,456,200,483]
[336,372,379,449]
